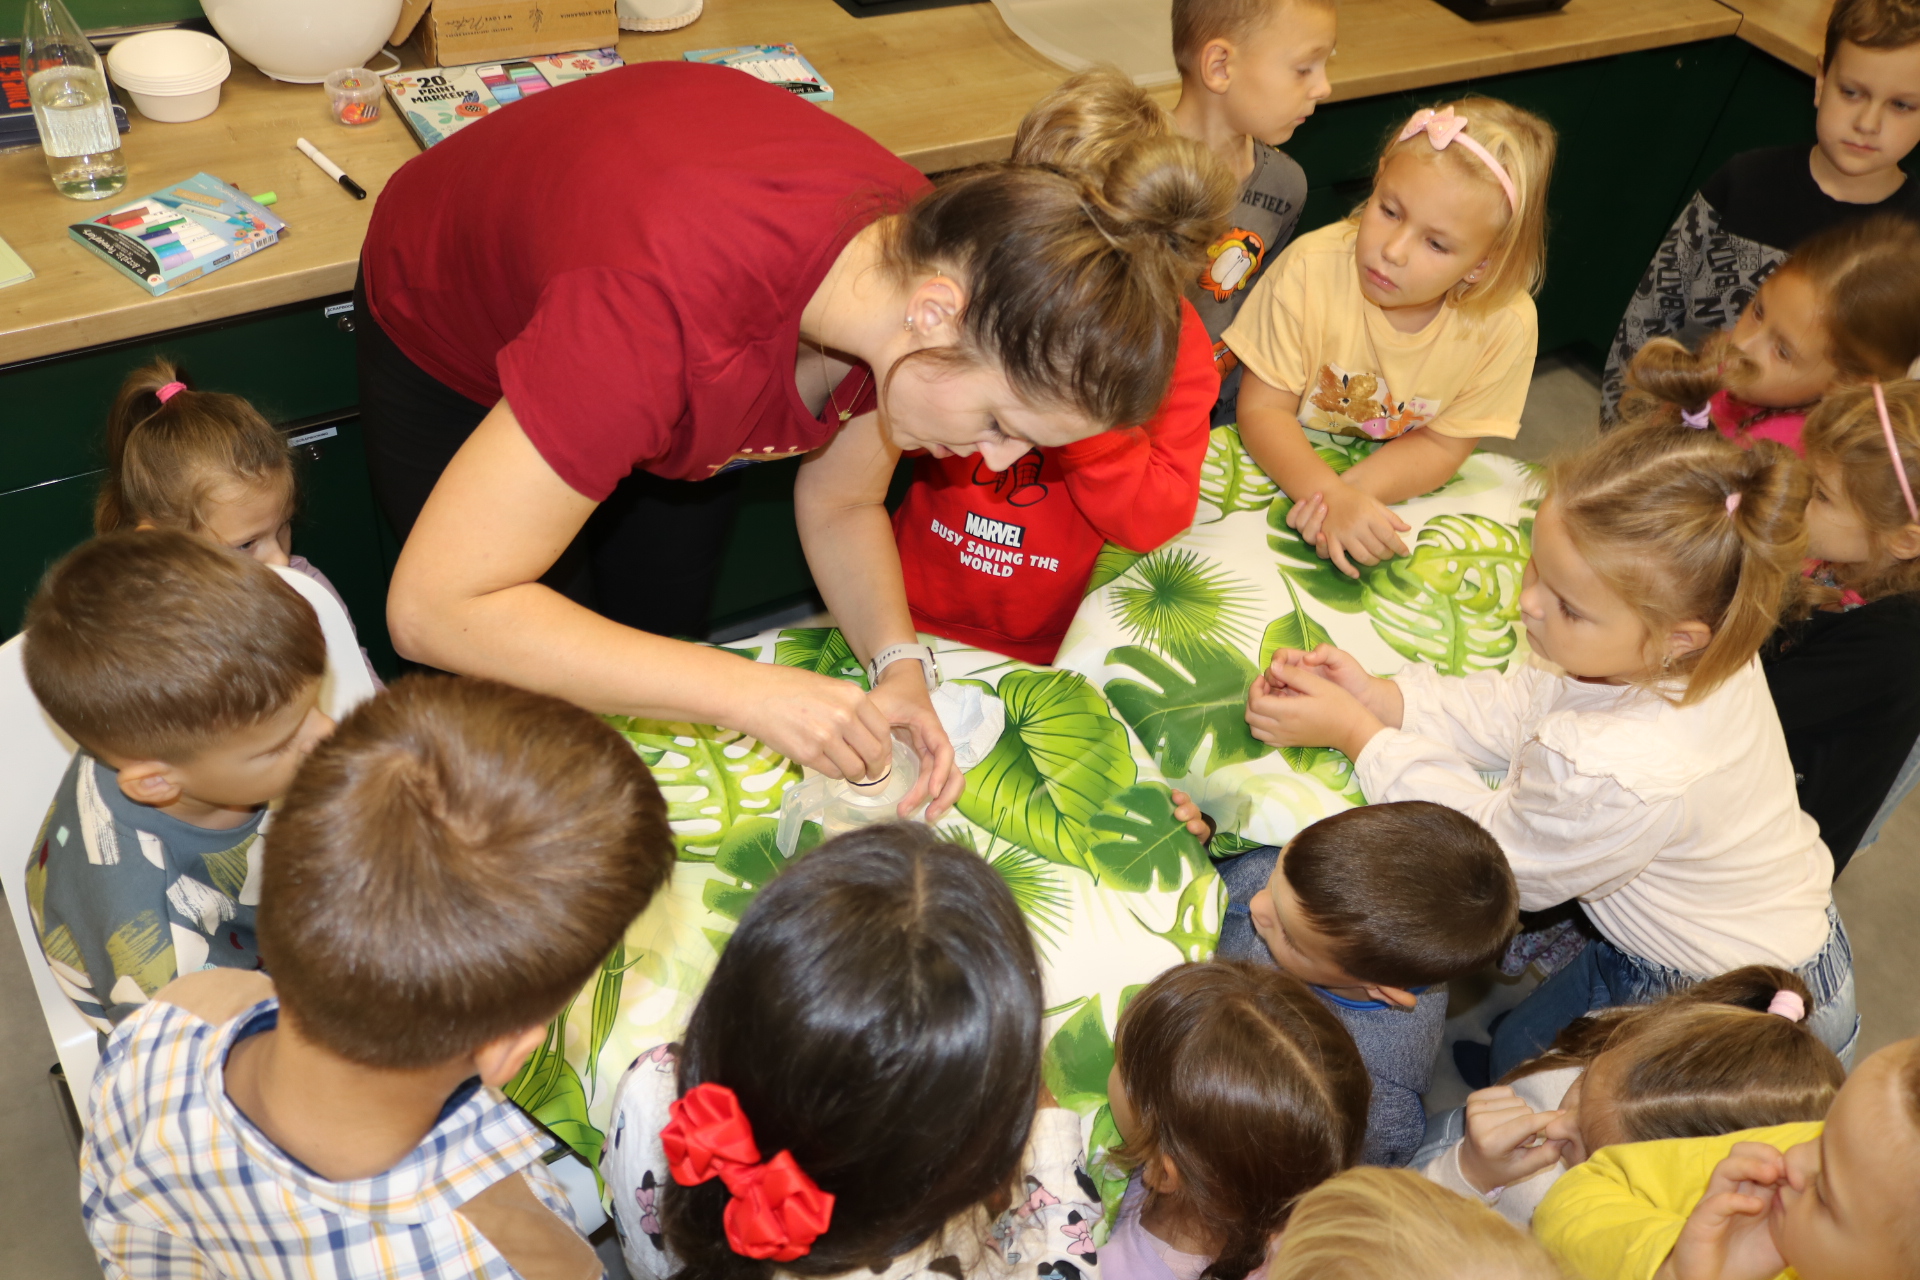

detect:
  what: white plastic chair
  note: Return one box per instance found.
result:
[0,569,377,1122]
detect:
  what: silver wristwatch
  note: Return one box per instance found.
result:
[868,642,941,691]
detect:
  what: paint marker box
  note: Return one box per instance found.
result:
[67,172,286,296]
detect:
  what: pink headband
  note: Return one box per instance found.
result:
[1767,990,1806,1022]
[1397,107,1518,214]
[1872,381,1919,523]
[156,381,187,403]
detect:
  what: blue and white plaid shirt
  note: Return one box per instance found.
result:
[81,991,578,1279]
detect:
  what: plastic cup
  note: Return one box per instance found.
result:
[323,68,383,126]
[106,29,232,123]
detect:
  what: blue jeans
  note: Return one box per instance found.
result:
[1489,904,1859,1079]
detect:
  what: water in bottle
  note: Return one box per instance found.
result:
[23,0,127,200]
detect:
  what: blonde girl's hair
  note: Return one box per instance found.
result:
[1800,380,1920,604]
[96,358,296,535]
[1352,95,1556,318]
[1268,1167,1565,1280]
[1502,965,1844,1142]
[1547,422,1808,704]
[880,141,1234,429]
[1012,67,1170,175]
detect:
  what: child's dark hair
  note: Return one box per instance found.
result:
[1287,802,1519,987]
[97,358,296,535]
[1825,0,1920,70]
[259,675,673,1068]
[24,528,324,760]
[1503,965,1845,1142]
[1111,961,1370,1280]
[1799,380,1920,605]
[660,823,1044,1280]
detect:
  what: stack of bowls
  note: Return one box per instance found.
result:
[106,30,233,124]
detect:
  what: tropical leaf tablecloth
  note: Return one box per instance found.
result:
[507,426,1539,1234]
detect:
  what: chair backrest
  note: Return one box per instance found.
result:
[270,564,379,722]
[0,635,102,1119]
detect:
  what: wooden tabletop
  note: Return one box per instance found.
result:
[1716,0,1828,75]
[1,0,1739,367]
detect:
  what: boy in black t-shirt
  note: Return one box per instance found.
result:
[1604,0,1920,419]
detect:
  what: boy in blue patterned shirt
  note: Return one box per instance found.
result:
[23,530,333,1029]
[81,675,676,1280]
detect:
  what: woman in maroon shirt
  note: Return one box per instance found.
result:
[357,63,1231,810]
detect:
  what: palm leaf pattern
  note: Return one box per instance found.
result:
[1109,548,1260,652]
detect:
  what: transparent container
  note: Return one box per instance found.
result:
[324,67,383,125]
[23,0,126,200]
[776,735,922,857]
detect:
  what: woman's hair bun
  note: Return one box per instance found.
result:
[1097,133,1236,271]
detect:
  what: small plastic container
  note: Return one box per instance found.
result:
[105,29,232,123]
[323,68,383,125]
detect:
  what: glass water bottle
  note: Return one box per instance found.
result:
[22,0,126,200]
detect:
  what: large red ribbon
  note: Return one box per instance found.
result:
[660,1083,836,1262]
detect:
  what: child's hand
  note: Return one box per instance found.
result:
[1169,790,1214,842]
[1656,1144,1789,1280]
[1455,1086,1568,1194]
[1269,645,1406,729]
[1295,483,1411,579]
[1245,662,1386,760]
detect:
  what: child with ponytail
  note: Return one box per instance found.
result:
[892,68,1230,664]
[1423,966,1844,1228]
[98,359,380,684]
[602,824,1099,1280]
[1620,213,1920,454]
[1243,425,1857,1076]
[1763,379,1920,873]
[1101,960,1370,1280]
[1228,96,1555,578]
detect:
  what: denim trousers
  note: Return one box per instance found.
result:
[1488,903,1859,1079]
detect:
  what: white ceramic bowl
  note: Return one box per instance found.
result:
[200,0,401,84]
[107,30,232,123]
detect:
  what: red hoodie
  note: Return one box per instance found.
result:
[892,300,1219,664]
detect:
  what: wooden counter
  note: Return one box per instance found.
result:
[1718,0,1828,76]
[1,0,1738,366]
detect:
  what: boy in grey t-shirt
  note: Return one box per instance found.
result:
[1171,0,1335,421]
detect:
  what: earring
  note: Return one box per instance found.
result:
[1661,652,1673,675]
[904,317,914,333]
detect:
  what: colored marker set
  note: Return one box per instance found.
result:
[67,172,286,297]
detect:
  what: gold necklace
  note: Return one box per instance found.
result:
[821,345,872,424]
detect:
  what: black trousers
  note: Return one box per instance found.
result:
[352,275,742,639]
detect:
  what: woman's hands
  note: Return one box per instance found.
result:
[866,661,963,818]
[1245,645,1402,760]
[1655,1145,1790,1280]
[1456,1086,1569,1194]
[1286,487,1411,579]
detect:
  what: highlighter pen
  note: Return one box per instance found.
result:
[295,137,367,200]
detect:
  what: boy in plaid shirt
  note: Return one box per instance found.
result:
[80,676,676,1280]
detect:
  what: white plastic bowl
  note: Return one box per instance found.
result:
[201,0,400,85]
[107,30,232,123]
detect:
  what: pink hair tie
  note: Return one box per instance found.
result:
[1681,405,1712,429]
[1871,381,1919,522]
[1725,492,1741,516]
[1767,990,1806,1022]
[155,381,187,404]
[1397,107,1518,214]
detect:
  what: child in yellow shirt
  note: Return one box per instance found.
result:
[1225,96,1555,577]
[1534,1036,1920,1280]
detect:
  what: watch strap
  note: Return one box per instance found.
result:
[868,642,940,690]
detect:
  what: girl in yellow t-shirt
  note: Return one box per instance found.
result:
[1224,96,1555,578]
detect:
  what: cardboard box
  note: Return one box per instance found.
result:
[409,0,618,68]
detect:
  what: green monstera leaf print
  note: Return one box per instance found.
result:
[954,670,1136,871]
[1086,784,1209,893]
[608,719,800,860]
[1195,426,1281,523]
[1110,548,1261,653]
[1042,995,1118,1113]
[1258,577,1335,668]
[1368,513,1527,676]
[506,1008,603,1170]
[773,628,869,687]
[1084,543,1146,597]
[700,816,822,921]
[1104,637,1273,778]
[1131,867,1222,962]
[940,823,1072,949]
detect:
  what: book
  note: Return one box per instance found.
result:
[0,39,129,154]
[382,47,623,149]
[67,172,286,297]
[682,44,832,103]
[0,231,31,289]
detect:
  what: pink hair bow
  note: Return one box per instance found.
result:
[1397,107,1518,215]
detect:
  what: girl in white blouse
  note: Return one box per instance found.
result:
[602,823,1100,1280]
[1244,423,1858,1074]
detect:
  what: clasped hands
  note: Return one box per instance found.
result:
[1246,644,1403,763]
[1284,482,1411,579]
[1654,1143,1798,1280]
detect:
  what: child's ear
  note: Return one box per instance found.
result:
[115,760,184,809]
[1665,620,1712,661]
[1365,984,1421,1010]
[1465,258,1490,284]
[1144,1155,1183,1194]
[1886,523,1920,562]
[905,276,965,345]
[474,1023,551,1087]
[1198,38,1236,93]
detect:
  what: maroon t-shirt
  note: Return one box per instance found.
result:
[360,62,927,499]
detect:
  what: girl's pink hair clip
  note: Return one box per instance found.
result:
[1397,107,1518,215]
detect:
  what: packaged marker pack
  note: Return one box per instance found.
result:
[68,172,285,296]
